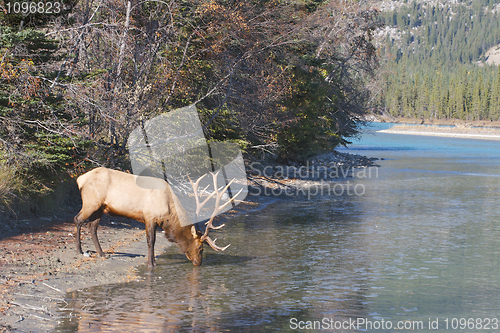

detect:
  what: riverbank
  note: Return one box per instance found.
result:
[366,114,500,128]
[0,213,175,332]
[0,151,378,332]
[378,124,500,140]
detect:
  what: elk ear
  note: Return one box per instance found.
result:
[191,225,199,239]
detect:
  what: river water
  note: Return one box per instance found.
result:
[55,123,500,332]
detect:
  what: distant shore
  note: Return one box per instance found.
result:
[365,114,500,129]
[378,124,500,140]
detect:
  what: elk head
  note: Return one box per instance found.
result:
[178,225,204,266]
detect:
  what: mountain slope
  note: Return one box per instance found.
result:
[375,0,500,121]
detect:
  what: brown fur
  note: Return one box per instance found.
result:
[74,167,204,267]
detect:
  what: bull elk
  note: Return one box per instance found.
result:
[74,167,241,267]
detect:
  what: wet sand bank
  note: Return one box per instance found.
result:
[379,124,500,140]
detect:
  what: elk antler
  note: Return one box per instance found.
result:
[188,170,243,251]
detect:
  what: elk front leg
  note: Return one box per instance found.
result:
[145,222,157,267]
[89,219,105,257]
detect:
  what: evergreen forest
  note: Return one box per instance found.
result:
[377,0,500,121]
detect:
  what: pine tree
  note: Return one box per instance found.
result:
[0,4,94,203]
[489,67,500,121]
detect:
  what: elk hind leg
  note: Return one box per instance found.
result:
[89,217,105,257]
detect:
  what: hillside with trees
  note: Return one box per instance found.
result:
[0,0,380,214]
[376,0,500,121]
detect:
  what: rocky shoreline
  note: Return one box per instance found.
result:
[379,124,500,140]
[0,214,174,333]
[0,150,378,332]
[365,113,500,129]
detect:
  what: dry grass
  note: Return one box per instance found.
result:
[0,165,26,214]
